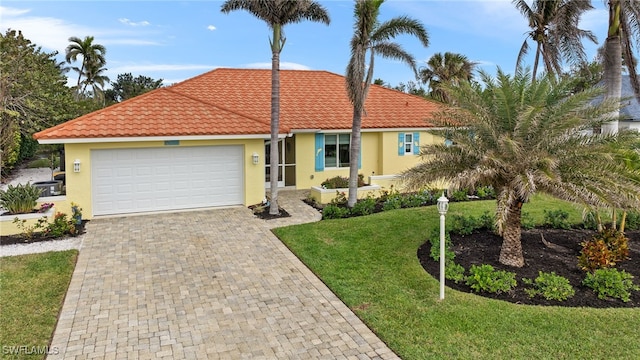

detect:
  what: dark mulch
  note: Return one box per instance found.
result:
[0,221,88,246]
[249,204,291,220]
[418,228,640,308]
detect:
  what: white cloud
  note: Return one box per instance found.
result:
[0,6,30,17]
[207,25,216,31]
[118,18,150,27]
[244,62,311,70]
[109,63,218,73]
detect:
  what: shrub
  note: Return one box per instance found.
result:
[578,228,629,271]
[401,190,434,208]
[581,210,600,230]
[450,214,482,236]
[478,211,495,231]
[321,174,365,189]
[543,209,571,229]
[522,272,575,301]
[351,196,376,216]
[46,212,74,238]
[475,186,495,199]
[12,216,48,240]
[466,264,517,294]
[380,186,403,211]
[428,227,454,262]
[520,211,536,230]
[446,262,466,284]
[330,191,347,206]
[451,189,468,202]
[583,268,640,302]
[624,210,640,231]
[0,183,42,214]
[322,204,350,220]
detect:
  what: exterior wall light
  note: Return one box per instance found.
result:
[73,159,81,173]
[252,152,259,165]
[437,192,449,300]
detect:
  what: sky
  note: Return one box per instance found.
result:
[1,0,610,88]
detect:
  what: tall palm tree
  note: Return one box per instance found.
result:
[221,0,330,215]
[65,36,107,94]
[602,0,640,134]
[402,68,640,267]
[345,0,429,207]
[418,52,477,103]
[513,0,596,81]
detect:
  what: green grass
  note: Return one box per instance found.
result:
[274,195,640,359]
[0,251,78,359]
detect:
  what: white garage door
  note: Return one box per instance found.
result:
[91,146,244,216]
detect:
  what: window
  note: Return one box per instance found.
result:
[398,132,420,156]
[324,134,350,168]
[404,133,413,154]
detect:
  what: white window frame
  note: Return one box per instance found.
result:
[404,133,413,154]
[324,134,351,168]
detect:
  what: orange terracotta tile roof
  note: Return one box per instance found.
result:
[35,68,443,140]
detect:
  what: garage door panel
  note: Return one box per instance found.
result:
[91,146,244,215]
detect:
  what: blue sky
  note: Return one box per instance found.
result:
[1,0,609,87]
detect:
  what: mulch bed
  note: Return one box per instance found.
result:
[0,221,88,246]
[418,228,640,308]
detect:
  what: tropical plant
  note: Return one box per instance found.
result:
[65,36,107,97]
[345,0,429,208]
[602,0,640,134]
[402,69,640,267]
[418,52,477,103]
[0,183,42,214]
[513,0,596,81]
[221,0,330,215]
[79,60,110,102]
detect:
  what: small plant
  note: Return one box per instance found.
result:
[582,268,640,302]
[446,262,466,284]
[380,186,402,211]
[321,174,365,189]
[450,214,482,236]
[624,210,640,231]
[322,204,350,220]
[520,211,536,230]
[475,186,495,199]
[330,191,348,206]
[71,202,83,225]
[478,211,495,231]
[578,228,629,272]
[522,272,575,301]
[0,182,43,214]
[543,209,571,229]
[12,216,48,240]
[351,196,376,216]
[428,227,455,262]
[466,264,517,294]
[45,212,74,238]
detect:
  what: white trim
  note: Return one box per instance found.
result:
[290,127,448,134]
[1,207,55,223]
[369,174,401,181]
[37,134,272,144]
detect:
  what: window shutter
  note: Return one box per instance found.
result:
[315,133,324,171]
[398,133,405,156]
[413,132,420,155]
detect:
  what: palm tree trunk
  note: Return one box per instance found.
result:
[532,41,541,82]
[499,201,525,267]
[348,102,363,208]
[269,26,282,215]
[603,36,622,134]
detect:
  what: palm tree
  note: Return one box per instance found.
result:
[345,0,429,207]
[513,0,596,81]
[602,0,640,134]
[402,68,640,267]
[80,60,110,103]
[221,0,330,215]
[418,52,476,103]
[65,36,107,94]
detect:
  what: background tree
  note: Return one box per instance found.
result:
[513,0,596,81]
[602,0,640,134]
[221,0,330,215]
[79,60,110,103]
[418,52,476,103]
[65,36,107,98]
[345,0,429,207]
[0,30,84,176]
[393,80,427,96]
[105,73,164,104]
[402,68,640,267]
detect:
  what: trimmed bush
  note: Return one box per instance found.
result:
[522,271,575,301]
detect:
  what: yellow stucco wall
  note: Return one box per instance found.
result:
[294,131,440,189]
[64,139,264,219]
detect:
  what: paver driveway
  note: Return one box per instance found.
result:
[48,192,399,359]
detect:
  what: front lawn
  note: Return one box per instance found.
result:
[0,251,77,359]
[273,195,640,359]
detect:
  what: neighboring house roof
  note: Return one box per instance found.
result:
[35,68,443,141]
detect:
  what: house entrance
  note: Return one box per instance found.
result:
[265,136,296,188]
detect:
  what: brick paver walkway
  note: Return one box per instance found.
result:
[48,191,399,359]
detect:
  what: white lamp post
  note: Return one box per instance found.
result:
[437,193,449,300]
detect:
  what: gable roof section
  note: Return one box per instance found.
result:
[35,68,444,141]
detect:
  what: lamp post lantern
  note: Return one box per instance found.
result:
[437,193,449,300]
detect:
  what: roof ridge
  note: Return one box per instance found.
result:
[163,86,279,131]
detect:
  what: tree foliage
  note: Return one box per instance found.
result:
[403,68,640,267]
[418,52,477,103]
[0,30,88,175]
[65,35,108,101]
[105,73,163,104]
